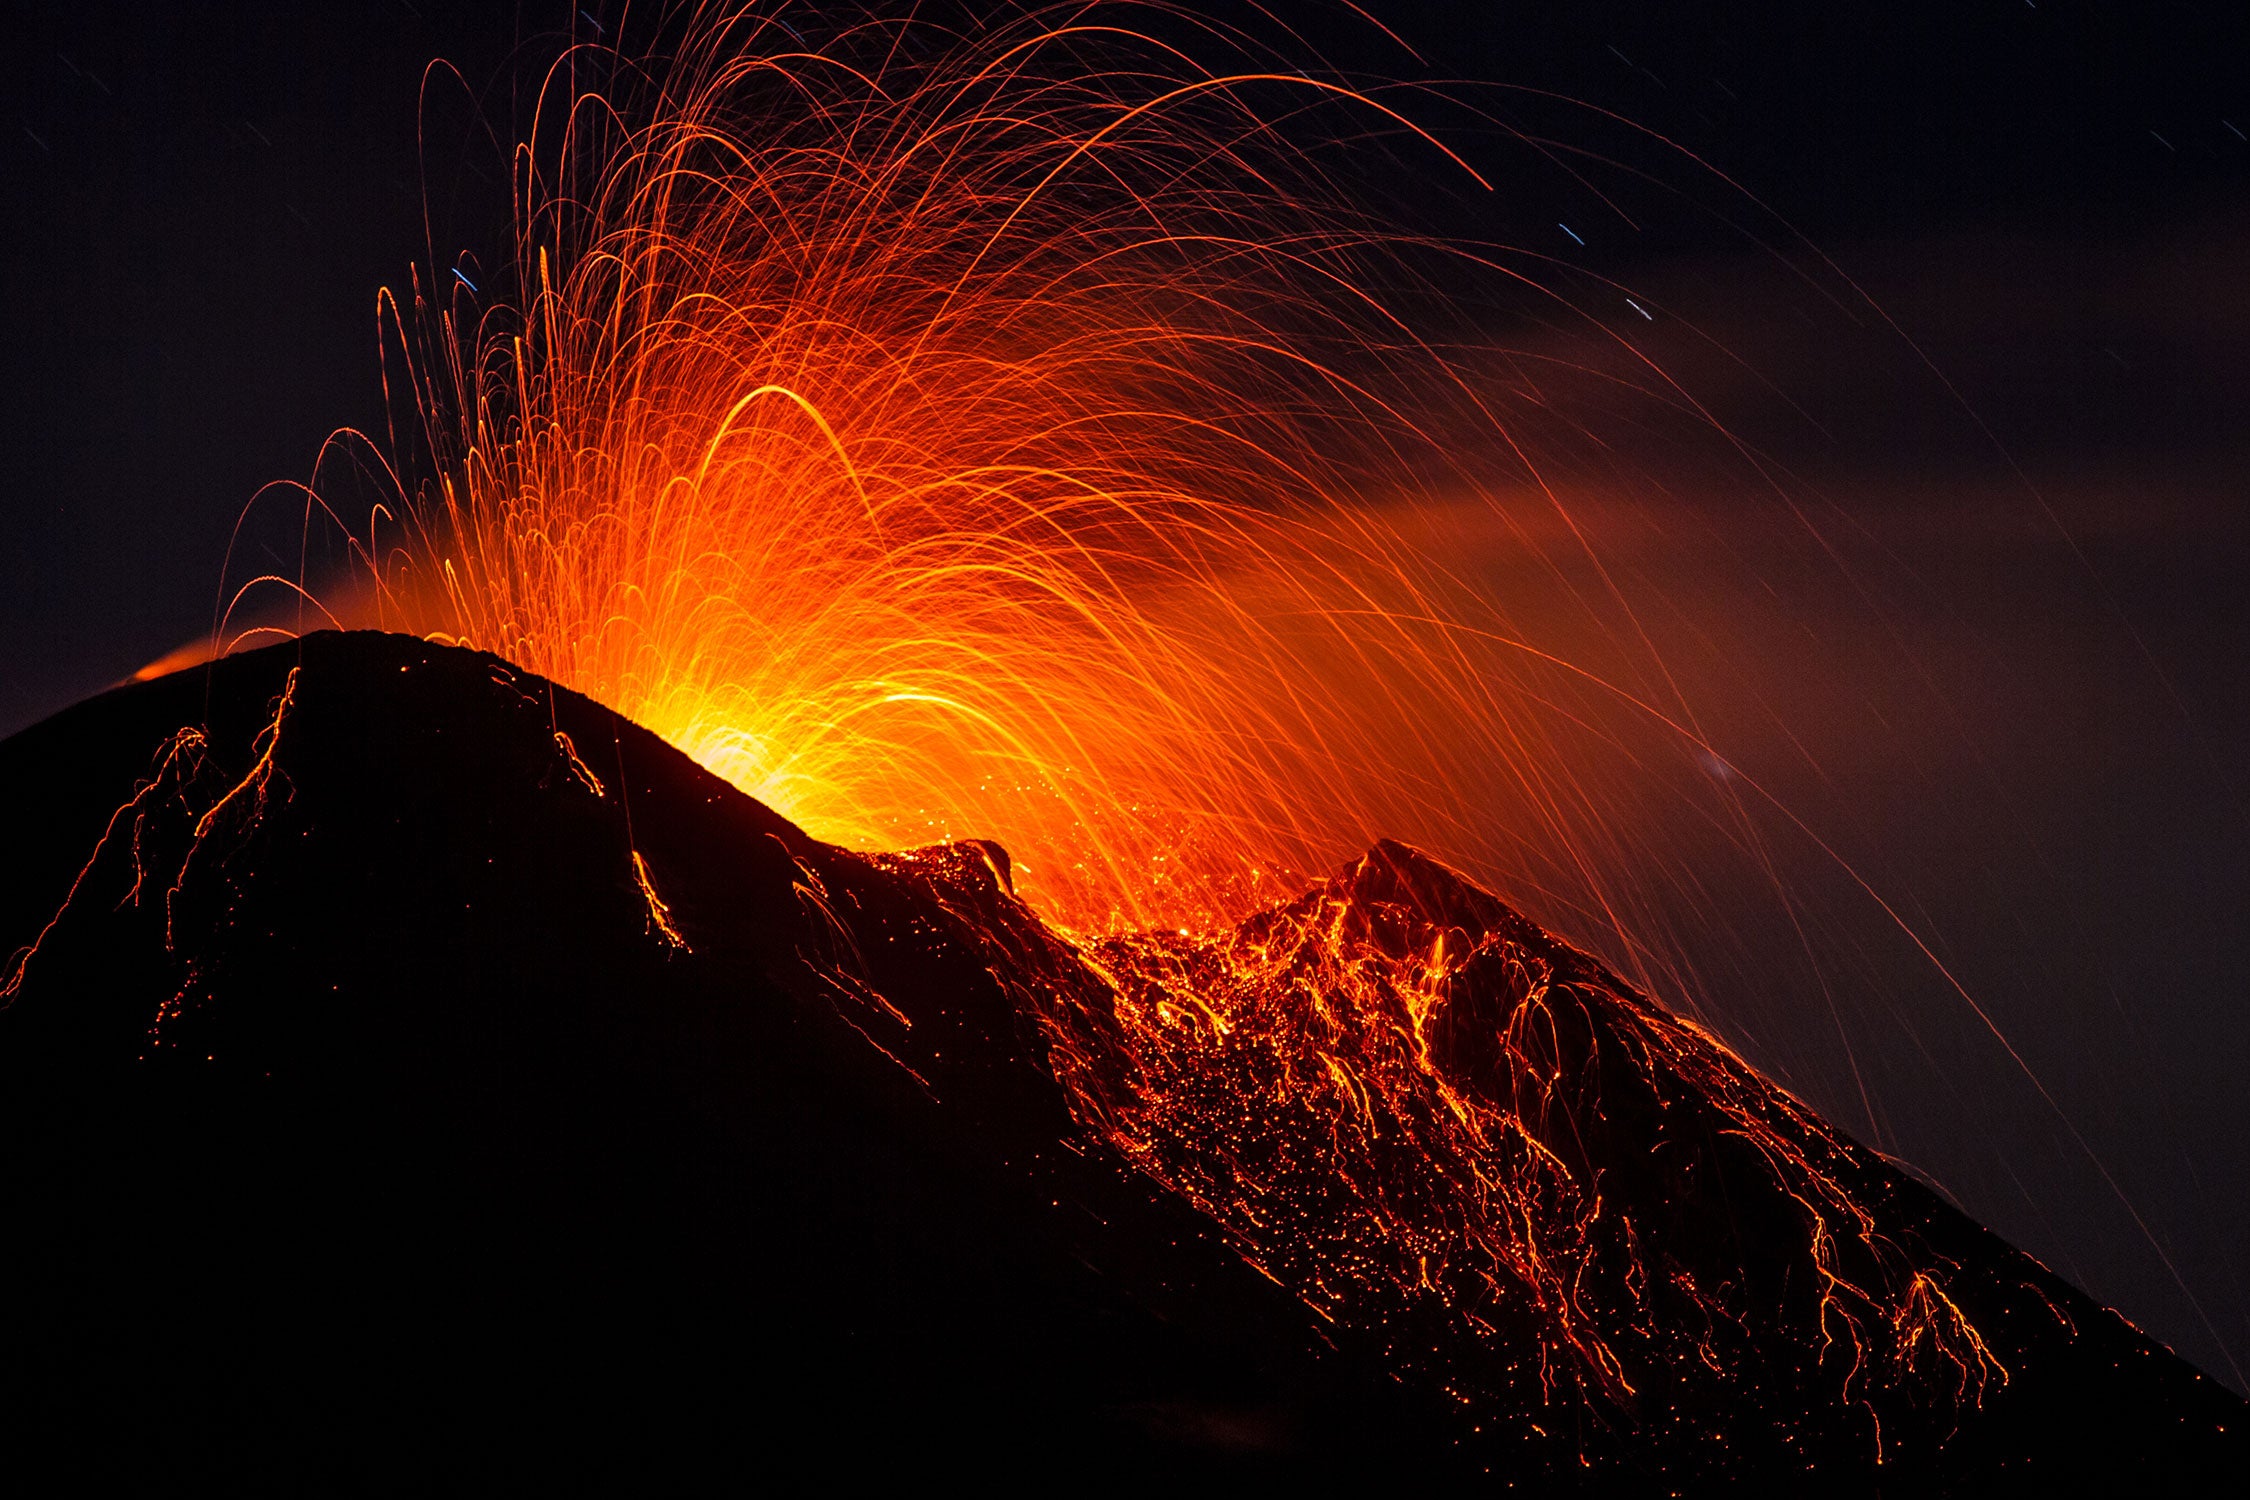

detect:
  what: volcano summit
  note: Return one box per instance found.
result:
[0,632,2239,1490]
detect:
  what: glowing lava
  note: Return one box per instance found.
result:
[293,2,1670,937]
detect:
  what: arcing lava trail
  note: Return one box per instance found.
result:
[2,634,2238,1489]
[278,1,1789,950]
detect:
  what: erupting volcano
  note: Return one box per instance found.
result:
[3,634,2239,1488]
[3,2,2243,1490]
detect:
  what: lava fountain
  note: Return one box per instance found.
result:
[258,1,1729,945]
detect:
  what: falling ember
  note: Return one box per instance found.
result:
[632,849,689,952]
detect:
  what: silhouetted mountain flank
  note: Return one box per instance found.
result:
[1,632,2240,1491]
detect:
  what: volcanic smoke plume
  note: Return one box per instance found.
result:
[0,633,2239,1487]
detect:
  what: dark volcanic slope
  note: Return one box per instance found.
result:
[1,632,2240,1493]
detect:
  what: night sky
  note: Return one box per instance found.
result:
[5,1,2245,1389]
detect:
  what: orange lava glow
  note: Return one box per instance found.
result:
[316,2,1683,938]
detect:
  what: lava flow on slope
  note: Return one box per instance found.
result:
[1,632,2239,1490]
